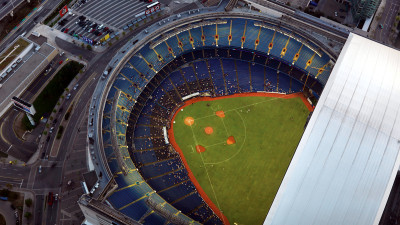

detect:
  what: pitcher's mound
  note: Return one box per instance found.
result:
[227,136,236,145]
[196,145,206,153]
[184,117,195,126]
[204,127,214,135]
[216,111,225,118]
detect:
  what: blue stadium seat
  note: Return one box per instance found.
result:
[158,182,196,202]
[251,63,265,92]
[119,198,150,221]
[172,193,203,214]
[142,212,167,225]
[140,158,183,178]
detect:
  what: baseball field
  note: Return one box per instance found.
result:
[170,94,310,225]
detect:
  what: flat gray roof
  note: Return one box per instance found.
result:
[38,43,55,56]
[265,33,400,225]
[0,42,56,116]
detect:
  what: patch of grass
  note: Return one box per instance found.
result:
[56,125,64,139]
[172,96,309,224]
[0,38,30,70]
[22,61,84,130]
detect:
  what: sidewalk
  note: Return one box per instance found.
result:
[369,0,386,37]
[30,24,107,53]
[17,188,35,225]
[0,155,28,166]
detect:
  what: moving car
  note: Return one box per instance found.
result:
[48,192,54,206]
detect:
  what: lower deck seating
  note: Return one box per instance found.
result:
[119,48,323,225]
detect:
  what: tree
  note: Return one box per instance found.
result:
[79,55,82,60]
[116,36,119,41]
[87,44,92,51]
[122,31,126,36]
[24,212,32,220]
[81,43,84,48]
[25,198,32,207]
[5,183,12,190]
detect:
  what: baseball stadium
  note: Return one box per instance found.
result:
[89,7,342,224]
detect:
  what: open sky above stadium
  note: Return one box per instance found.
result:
[265,33,400,225]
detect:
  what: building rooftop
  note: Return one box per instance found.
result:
[265,33,400,225]
[0,37,30,71]
[0,42,56,117]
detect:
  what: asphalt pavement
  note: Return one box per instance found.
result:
[374,0,400,44]
[34,194,44,225]
[0,163,30,188]
[0,0,63,53]
[0,1,179,224]
[0,55,65,162]
[0,200,16,225]
[74,0,148,29]
[0,0,23,20]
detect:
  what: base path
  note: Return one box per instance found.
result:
[168,92,313,225]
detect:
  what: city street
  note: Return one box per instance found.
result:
[0,0,23,20]
[375,0,400,44]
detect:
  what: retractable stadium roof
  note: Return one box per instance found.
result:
[265,33,400,225]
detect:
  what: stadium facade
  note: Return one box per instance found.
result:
[79,2,400,224]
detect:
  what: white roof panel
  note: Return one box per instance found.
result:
[264,33,400,225]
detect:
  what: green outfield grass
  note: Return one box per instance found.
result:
[172,96,309,225]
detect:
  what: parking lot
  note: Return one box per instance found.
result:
[75,0,150,29]
[55,0,156,45]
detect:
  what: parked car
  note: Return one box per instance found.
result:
[61,28,66,32]
[38,165,42,173]
[64,28,69,33]
[97,32,102,36]
[66,93,71,99]
[103,27,109,32]
[73,84,79,90]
